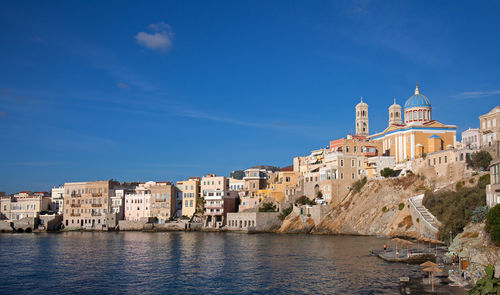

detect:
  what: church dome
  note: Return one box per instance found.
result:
[404,84,431,109]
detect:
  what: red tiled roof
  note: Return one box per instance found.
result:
[280,166,293,172]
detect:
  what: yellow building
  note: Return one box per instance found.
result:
[177,177,200,218]
[266,166,300,203]
[368,84,456,163]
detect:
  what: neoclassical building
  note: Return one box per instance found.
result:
[368,84,457,163]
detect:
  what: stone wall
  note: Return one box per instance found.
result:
[227,212,282,232]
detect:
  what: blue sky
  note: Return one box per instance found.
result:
[1,1,499,193]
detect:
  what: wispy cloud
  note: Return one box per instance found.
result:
[117,82,131,90]
[454,90,500,99]
[0,88,27,102]
[9,162,65,167]
[135,22,174,52]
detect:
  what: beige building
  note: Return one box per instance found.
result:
[487,157,500,208]
[63,180,122,230]
[0,192,51,220]
[124,181,156,221]
[480,106,500,147]
[150,182,176,224]
[177,177,200,218]
[243,166,277,197]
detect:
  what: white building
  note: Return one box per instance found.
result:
[51,186,64,214]
[228,178,245,191]
[461,128,481,150]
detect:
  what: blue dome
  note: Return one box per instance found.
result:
[404,85,431,108]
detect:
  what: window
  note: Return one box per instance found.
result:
[352,173,355,179]
[340,160,344,167]
[444,156,447,163]
[340,173,344,180]
[354,146,357,153]
[351,160,355,167]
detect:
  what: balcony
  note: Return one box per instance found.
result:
[92,193,103,197]
[91,212,102,216]
[91,204,102,208]
[71,193,82,198]
[70,203,81,208]
[70,213,81,217]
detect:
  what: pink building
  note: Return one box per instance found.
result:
[124,181,154,221]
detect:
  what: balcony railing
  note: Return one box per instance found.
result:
[91,204,102,207]
[71,193,82,198]
[70,203,81,208]
[70,213,81,217]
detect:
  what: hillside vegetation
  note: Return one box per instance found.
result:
[423,174,490,242]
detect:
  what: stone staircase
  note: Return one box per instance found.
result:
[409,194,441,238]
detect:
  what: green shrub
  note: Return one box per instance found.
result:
[381,168,396,178]
[295,196,316,206]
[472,206,489,223]
[456,181,465,190]
[279,205,293,221]
[486,205,500,246]
[416,217,420,223]
[469,264,500,295]
[423,180,487,243]
[382,206,389,213]
[398,203,405,210]
[259,202,277,212]
[316,191,323,199]
[351,177,367,194]
[307,214,311,217]
[469,178,475,184]
[478,174,491,189]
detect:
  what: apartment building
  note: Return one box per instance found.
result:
[480,106,500,147]
[150,182,176,223]
[203,189,238,228]
[461,128,481,150]
[51,186,64,214]
[63,180,118,230]
[124,182,154,221]
[177,177,200,218]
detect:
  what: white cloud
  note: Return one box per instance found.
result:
[135,22,174,51]
[454,90,500,99]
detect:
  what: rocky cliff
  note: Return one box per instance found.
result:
[448,222,500,282]
[279,174,426,237]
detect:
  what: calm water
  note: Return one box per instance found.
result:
[0,232,421,294]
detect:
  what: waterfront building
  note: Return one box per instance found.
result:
[51,186,64,214]
[124,182,154,221]
[0,192,51,220]
[177,177,200,218]
[150,182,176,224]
[203,189,238,228]
[368,84,457,163]
[487,157,500,208]
[63,180,119,230]
[461,128,481,150]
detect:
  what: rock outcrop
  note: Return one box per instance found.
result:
[279,174,426,237]
[448,222,500,283]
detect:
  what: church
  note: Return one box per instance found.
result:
[359,84,457,163]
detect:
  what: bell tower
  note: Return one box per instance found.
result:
[355,97,369,136]
[389,97,402,126]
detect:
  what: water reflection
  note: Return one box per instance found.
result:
[0,232,420,294]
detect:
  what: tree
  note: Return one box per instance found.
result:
[469,264,500,295]
[486,204,500,246]
[259,202,277,212]
[381,167,396,178]
[230,170,245,180]
[467,150,492,171]
[316,191,323,199]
